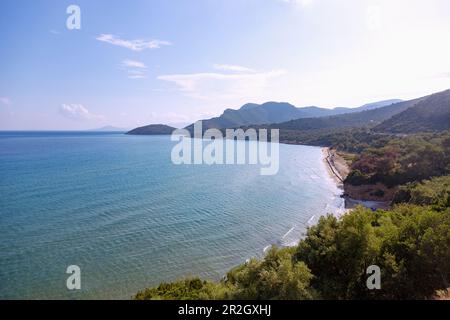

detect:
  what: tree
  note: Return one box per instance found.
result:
[295,208,381,299]
[226,247,315,300]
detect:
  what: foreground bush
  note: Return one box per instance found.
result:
[295,205,450,299]
[392,175,450,210]
[226,247,314,300]
[135,278,230,300]
[135,247,315,300]
[135,205,449,300]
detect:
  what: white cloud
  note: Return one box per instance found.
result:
[59,104,104,121]
[0,97,11,106]
[121,59,147,69]
[96,34,171,51]
[127,72,147,79]
[213,64,255,73]
[158,69,286,101]
[120,60,148,79]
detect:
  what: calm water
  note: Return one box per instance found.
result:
[0,131,343,299]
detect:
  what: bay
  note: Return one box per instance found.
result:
[0,131,343,299]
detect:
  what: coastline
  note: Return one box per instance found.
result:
[321,147,390,211]
[321,147,349,216]
[322,147,349,186]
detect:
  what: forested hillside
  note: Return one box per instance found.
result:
[271,98,422,132]
[374,89,450,133]
[184,100,404,131]
[133,90,450,300]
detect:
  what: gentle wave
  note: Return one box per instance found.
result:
[0,133,343,299]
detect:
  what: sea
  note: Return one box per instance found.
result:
[0,131,344,299]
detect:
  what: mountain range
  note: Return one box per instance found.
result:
[270,97,424,131]
[374,89,450,133]
[184,99,402,131]
[127,89,450,135]
[90,125,128,132]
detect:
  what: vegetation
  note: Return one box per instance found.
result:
[183,100,403,132]
[278,128,449,202]
[277,127,391,153]
[271,97,420,133]
[225,247,315,300]
[271,90,449,200]
[126,124,176,135]
[272,89,448,137]
[374,89,450,133]
[135,203,450,300]
[344,132,450,188]
[135,278,229,300]
[392,175,450,210]
[295,205,450,299]
[135,246,315,300]
[133,89,450,300]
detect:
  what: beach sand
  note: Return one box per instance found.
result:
[322,147,390,211]
[322,147,350,185]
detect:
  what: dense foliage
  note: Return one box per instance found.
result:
[225,247,314,300]
[135,247,315,300]
[295,205,450,299]
[134,278,229,300]
[135,204,449,300]
[374,89,450,133]
[392,175,450,210]
[278,128,392,153]
[345,132,450,187]
[272,89,449,136]
[272,98,417,132]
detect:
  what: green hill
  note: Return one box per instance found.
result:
[271,98,422,132]
[126,124,176,135]
[184,100,402,131]
[374,89,450,133]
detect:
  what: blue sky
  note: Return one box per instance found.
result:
[1,0,450,130]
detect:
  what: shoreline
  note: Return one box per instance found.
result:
[321,147,390,211]
[322,147,349,186]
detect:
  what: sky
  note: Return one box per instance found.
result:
[0,0,450,130]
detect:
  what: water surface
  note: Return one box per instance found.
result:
[0,132,343,299]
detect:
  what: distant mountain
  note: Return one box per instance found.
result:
[184,100,403,131]
[91,125,127,132]
[269,98,425,132]
[185,102,310,131]
[127,124,176,135]
[374,89,450,133]
[356,99,403,112]
[127,96,425,137]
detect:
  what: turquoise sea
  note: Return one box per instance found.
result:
[0,131,344,299]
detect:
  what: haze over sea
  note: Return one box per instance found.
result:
[0,131,343,299]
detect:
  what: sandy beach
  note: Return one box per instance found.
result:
[322,147,390,211]
[322,147,350,185]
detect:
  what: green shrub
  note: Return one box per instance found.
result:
[345,170,370,186]
[226,247,315,300]
[134,278,230,300]
[393,175,450,210]
[135,204,450,300]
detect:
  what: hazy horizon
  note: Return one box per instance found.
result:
[0,97,411,131]
[1,0,450,130]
